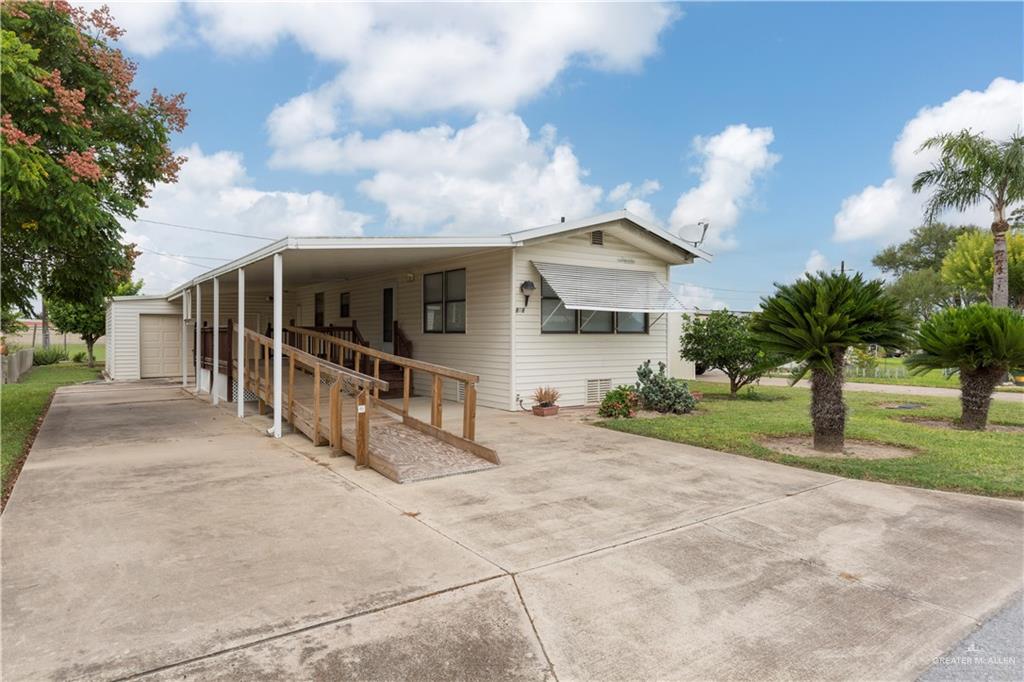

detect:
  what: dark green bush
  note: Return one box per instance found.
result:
[635,360,696,414]
[71,350,87,363]
[598,385,641,418]
[32,347,69,366]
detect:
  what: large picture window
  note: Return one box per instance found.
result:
[540,277,649,334]
[423,269,466,333]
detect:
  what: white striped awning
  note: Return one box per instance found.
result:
[532,261,686,312]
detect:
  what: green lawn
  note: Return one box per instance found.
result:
[2,363,101,504]
[6,342,106,363]
[600,380,1024,498]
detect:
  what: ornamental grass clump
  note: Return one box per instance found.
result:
[906,304,1024,430]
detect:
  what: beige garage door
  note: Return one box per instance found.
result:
[139,314,181,378]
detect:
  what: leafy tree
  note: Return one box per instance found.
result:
[872,223,976,319]
[679,310,781,397]
[751,272,910,452]
[872,223,974,276]
[906,305,1024,430]
[1,2,187,315]
[941,229,1024,308]
[2,304,27,337]
[912,131,1024,308]
[48,279,143,367]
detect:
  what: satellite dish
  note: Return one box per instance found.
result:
[678,219,710,248]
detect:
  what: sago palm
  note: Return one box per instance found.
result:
[912,131,1024,308]
[905,305,1024,430]
[752,272,910,452]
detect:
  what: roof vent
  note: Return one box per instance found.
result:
[591,230,604,246]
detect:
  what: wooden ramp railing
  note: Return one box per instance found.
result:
[240,328,499,475]
[242,329,387,467]
[282,325,495,463]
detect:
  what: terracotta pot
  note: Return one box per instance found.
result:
[532,405,559,417]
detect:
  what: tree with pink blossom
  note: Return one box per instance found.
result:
[1,1,189,315]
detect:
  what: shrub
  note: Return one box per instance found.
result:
[906,304,1024,430]
[635,360,696,414]
[532,386,560,407]
[32,347,69,366]
[680,309,782,396]
[71,350,87,363]
[849,346,879,373]
[598,385,641,418]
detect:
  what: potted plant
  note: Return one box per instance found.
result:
[531,386,560,416]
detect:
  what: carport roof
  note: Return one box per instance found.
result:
[164,210,711,298]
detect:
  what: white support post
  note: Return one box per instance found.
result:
[272,254,283,438]
[181,290,188,387]
[194,284,202,392]
[212,276,220,405]
[237,267,245,419]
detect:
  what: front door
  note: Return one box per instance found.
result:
[381,286,395,353]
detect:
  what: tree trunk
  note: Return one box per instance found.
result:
[809,348,847,452]
[959,366,1004,430]
[41,300,50,349]
[86,338,95,368]
[728,374,739,398]
[991,220,1010,308]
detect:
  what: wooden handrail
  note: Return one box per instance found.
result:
[393,320,413,358]
[243,329,387,392]
[284,325,479,383]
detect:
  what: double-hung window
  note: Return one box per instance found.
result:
[423,269,466,333]
[339,292,351,318]
[540,276,648,334]
[313,291,325,327]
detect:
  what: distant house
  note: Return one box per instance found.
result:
[106,210,709,411]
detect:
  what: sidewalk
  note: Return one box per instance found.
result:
[698,371,1024,403]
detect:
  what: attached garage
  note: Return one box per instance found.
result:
[140,314,182,378]
[105,296,187,381]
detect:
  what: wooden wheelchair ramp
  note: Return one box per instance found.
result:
[242,329,499,483]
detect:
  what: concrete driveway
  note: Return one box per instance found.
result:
[2,382,1021,680]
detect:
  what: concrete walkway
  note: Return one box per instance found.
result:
[2,382,1022,680]
[699,370,1024,402]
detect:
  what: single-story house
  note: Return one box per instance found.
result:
[106,210,708,419]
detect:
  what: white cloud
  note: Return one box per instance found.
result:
[79,2,188,57]
[270,112,602,233]
[126,145,368,294]
[623,199,662,226]
[834,77,1024,243]
[609,179,661,204]
[195,3,679,118]
[669,124,780,252]
[804,249,830,274]
[675,283,725,311]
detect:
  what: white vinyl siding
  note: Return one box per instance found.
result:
[106,298,183,380]
[513,229,671,407]
[289,248,513,410]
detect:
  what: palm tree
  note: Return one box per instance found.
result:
[752,272,910,452]
[906,305,1024,430]
[912,131,1024,308]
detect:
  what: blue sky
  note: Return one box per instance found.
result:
[112,2,1024,308]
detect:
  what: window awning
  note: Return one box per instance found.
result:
[532,261,687,312]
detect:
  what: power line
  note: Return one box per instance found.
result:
[138,250,210,269]
[142,248,231,262]
[133,218,276,241]
[671,281,773,295]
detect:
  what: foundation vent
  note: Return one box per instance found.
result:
[590,230,604,246]
[586,378,612,404]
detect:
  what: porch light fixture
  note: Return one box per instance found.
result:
[520,280,536,308]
